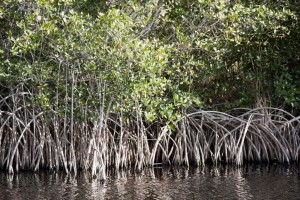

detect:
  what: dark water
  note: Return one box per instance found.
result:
[0,164,300,200]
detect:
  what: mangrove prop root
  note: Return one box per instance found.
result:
[0,96,299,180]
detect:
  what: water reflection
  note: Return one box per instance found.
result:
[0,164,299,200]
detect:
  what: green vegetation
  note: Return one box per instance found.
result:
[0,0,299,179]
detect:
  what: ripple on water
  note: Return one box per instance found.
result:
[0,164,299,200]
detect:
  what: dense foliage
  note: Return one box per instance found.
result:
[1,0,299,123]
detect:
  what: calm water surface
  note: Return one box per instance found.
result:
[0,164,300,200]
